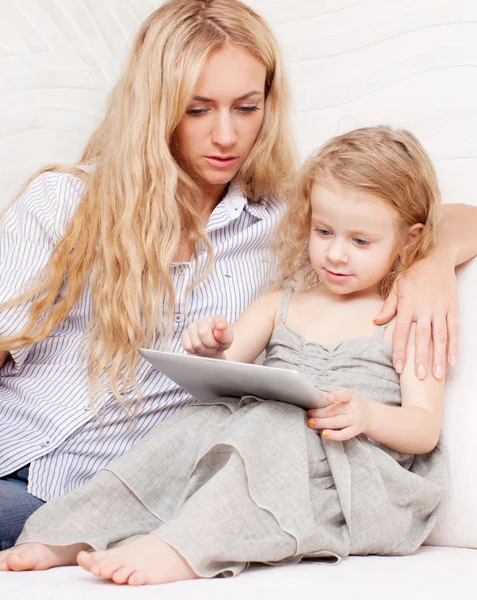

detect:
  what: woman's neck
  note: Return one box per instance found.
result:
[198,182,229,224]
[174,183,230,263]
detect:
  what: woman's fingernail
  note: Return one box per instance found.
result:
[450,354,457,366]
[433,364,443,379]
[322,432,328,438]
[417,364,426,379]
[395,360,403,374]
[308,419,315,427]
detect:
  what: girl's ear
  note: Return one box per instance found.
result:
[405,223,424,247]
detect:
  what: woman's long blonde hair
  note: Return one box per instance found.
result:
[0,0,295,410]
[275,126,440,296]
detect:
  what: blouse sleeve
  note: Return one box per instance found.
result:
[0,172,84,365]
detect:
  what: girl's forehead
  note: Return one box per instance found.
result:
[310,182,399,231]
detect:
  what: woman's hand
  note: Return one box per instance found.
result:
[307,389,370,441]
[181,315,233,357]
[374,252,459,380]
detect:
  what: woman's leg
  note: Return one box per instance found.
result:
[0,467,45,551]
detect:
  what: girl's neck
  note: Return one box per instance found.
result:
[287,285,387,348]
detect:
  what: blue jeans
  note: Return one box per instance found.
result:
[0,466,45,550]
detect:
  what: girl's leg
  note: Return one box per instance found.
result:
[0,469,162,572]
[0,404,235,574]
[76,534,198,585]
[77,448,297,585]
[0,466,45,551]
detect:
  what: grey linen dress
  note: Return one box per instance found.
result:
[17,289,447,577]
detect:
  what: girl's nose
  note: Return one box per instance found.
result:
[326,241,349,264]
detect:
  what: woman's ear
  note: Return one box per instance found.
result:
[405,223,424,247]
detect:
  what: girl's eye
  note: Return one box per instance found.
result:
[354,238,370,246]
[315,227,332,236]
[237,105,260,113]
[186,107,208,116]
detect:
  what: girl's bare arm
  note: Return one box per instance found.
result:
[364,324,445,454]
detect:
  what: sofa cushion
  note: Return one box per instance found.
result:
[425,256,477,548]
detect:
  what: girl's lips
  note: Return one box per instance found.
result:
[324,268,353,282]
[205,156,239,168]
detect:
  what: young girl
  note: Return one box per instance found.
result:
[0,126,447,584]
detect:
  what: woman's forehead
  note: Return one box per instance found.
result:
[193,45,266,101]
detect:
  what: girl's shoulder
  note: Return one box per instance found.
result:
[382,317,397,343]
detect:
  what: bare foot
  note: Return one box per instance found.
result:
[0,542,90,572]
[77,533,199,585]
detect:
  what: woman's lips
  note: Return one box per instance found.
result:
[205,156,239,168]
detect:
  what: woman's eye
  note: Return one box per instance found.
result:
[354,238,370,246]
[186,107,208,116]
[237,105,260,113]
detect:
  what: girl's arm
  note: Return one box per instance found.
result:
[307,324,445,454]
[363,324,445,454]
[0,350,7,368]
[181,291,282,364]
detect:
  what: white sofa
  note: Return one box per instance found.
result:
[2,257,477,599]
[1,0,476,597]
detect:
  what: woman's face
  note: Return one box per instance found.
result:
[174,44,267,199]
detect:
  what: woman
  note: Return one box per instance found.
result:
[0,0,475,550]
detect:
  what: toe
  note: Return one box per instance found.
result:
[7,546,41,571]
[111,565,135,585]
[97,560,124,580]
[77,550,95,571]
[127,570,148,586]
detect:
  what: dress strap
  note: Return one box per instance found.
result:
[374,323,387,339]
[278,287,294,324]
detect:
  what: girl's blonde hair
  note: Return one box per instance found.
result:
[0,0,295,411]
[275,126,440,297]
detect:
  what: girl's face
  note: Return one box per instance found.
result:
[174,44,266,199]
[308,179,403,297]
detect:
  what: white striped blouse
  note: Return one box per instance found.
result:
[0,171,283,501]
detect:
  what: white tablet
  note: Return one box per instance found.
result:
[139,349,329,410]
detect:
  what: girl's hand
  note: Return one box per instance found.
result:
[307,389,370,441]
[374,253,458,380]
[181,315,233,357]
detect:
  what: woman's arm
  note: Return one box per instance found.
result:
[376,203,477,379]
[440,203,477,265]
[181,291,282,364]
[0,350,8,368]
[307,324,445,454]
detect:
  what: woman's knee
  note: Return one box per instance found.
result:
[0,479,44,550]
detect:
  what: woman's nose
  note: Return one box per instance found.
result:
[211,112,237,148]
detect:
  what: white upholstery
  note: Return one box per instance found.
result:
[1,0,476,597]
[425,256,477,548]
[0,547,475,599]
